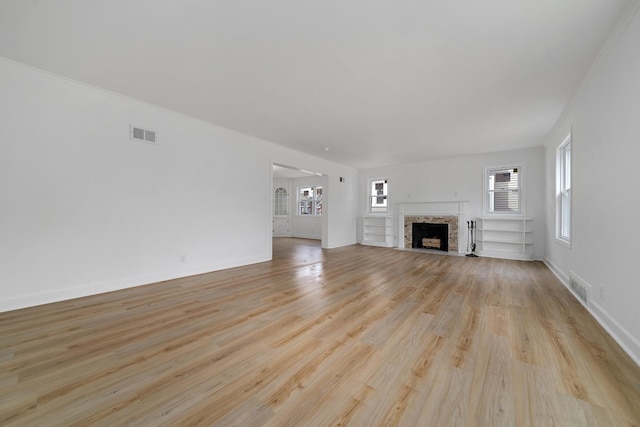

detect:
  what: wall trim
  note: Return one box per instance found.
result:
[0,255,270,314]
[543,257,640,367]
[292,233,322,240]
[326,241,357,249]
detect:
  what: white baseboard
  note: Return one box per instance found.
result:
[589,300,640,367]
[543,257,569,283]
[543,257,640,367]
[292,233,321,240]
[326,240,357,249]
[477,250,534,261]
[0,255,270,313]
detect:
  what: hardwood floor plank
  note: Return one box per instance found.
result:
[413,364,470,427]
[469,331,515,426]
[511,361,563,427]
[0,391,37,425]
[1,238,639,425]
[210,397,274,427]
[359,311,434,390]
[262,343,376,427]
[325,383,376,427]
[450,304,481,369]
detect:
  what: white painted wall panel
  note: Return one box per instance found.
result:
[543,4,640,364]
[0,59,358,311]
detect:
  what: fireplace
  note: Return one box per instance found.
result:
[403,215,459,253]
[412,223,449,252]
[399,202,465,254]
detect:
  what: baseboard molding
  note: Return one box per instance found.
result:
[292,233,321,240]
[543,257,640,367]
[0,255,270,313]
[477,250,534,261]
[589,300,640,367]
[326,240,357,249]
[543,257,569,283]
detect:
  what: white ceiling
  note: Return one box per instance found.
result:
[0,1,630,169]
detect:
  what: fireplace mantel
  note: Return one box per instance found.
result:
[398,201,468,216]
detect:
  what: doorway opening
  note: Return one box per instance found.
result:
[272,163,328,254]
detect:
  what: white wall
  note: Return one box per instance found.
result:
[543,4,640,364]
[0,58,357,312]
[358,146,546,258]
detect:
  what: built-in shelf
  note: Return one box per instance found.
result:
[476,217,533,260]
[361,216,393,247]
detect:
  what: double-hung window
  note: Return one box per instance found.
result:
[486,166,521,214]
[369,179,388,213]
[298,186,322,215]
[557,133,572,245]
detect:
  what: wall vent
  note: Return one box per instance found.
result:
[130,125,157,144]
[568,272,590,305]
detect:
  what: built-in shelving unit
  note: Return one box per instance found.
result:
[361,216,393,247]
[476,217,533,260]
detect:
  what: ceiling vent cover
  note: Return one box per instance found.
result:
[130,125,157,144]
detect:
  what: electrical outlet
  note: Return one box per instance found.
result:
[600,284,605,300]
[180,255,186,264]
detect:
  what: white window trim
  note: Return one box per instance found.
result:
[483,164,525,217]
[368,178,388,214]
[297,186,323,216]
[556,132,572,247]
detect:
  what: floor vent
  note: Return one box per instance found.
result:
[130,125,157,144]
[568,272,590,305]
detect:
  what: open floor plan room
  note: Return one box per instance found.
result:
[2,2,640,425]
[1,239,639,426]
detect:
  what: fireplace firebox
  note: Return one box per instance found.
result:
[412,223,449,252]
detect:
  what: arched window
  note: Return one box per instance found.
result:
[274,187,289,216]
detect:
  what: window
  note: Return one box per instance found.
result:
[298,186,322,215]
[369,179,388,213]
[486,166,521,214]
[556,133,572,245]
[274,187,289,216]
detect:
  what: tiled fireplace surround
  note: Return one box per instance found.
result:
[403,215,458,252]
[398,202,467,254]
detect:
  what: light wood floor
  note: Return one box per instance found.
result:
[1,238,639,426]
